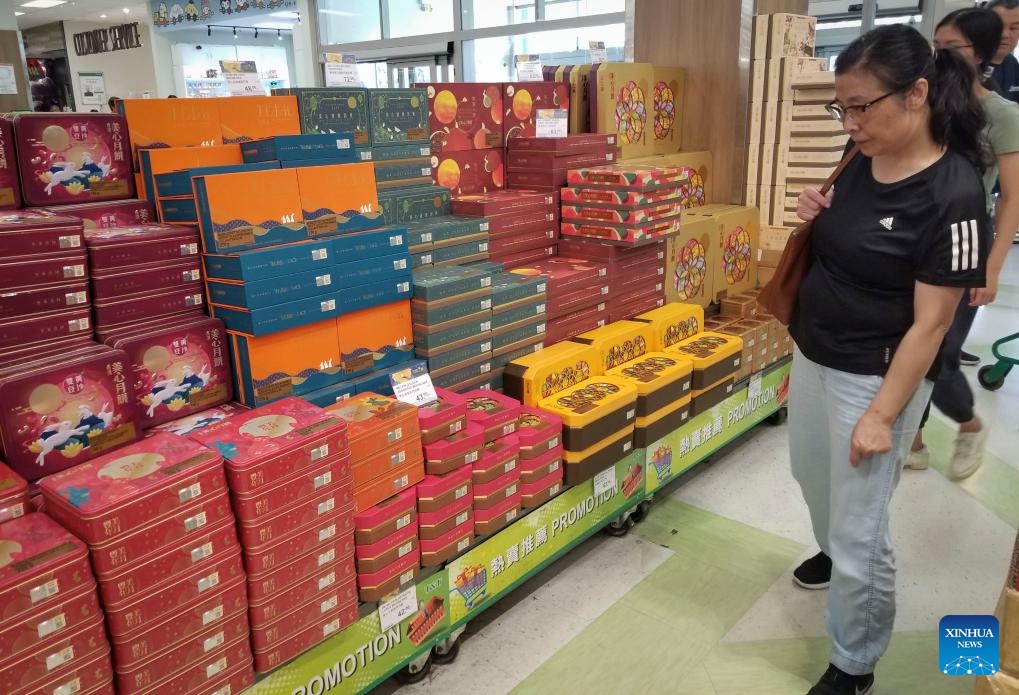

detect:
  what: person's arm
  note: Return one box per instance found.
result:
[971,150,1019,306]
[849,281,963,466]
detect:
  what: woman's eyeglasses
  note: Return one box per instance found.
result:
[825,90,898,122]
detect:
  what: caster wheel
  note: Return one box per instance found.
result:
[767,407,788,426]
[432,639,460,665]
[605,515,633,537]
[629,500,651,523]
[978,364,1009,391]
[394,653,432,685]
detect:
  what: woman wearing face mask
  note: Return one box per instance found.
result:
[788,24,990,695]
[906,7,1019,478]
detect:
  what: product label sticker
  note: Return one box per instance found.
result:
[46,646,74,671]
[589,40,608,63]
[378,584,417,632]
[594,466,617,497]
[536,109,568,138]
[30,579,60,604]
[202,604,225,626]
[515,54,543,81]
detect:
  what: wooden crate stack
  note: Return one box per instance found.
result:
[745,13,848,285]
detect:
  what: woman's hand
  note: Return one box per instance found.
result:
[797,187,834,222]
[969,271,1000,307]
[850,410,893,467]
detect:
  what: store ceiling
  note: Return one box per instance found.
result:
[15,0,150,30]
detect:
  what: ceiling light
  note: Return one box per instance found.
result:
[14,11,24,15]
[122,7,130,13]
[318,9,355,17]
[270,11,299,19]
[100,13,106,18]
[19,0,67,8]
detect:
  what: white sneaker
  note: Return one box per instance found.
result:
[950,428,988,480]
[905,445,929,470]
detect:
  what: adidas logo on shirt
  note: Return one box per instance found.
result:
[950,219,980,271]
[879,217,894,230]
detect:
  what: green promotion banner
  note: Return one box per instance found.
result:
[446,449,645,625]
[645,361,791,493]
[247,573,449,695]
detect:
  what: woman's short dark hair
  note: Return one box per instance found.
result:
[835,24,988,166]
[937,8,1003,75]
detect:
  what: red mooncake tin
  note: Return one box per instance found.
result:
[23,646,113,695]
[0,251,88,292]
[0,306,92,350]
[237,479,353,548]
[0,580,102,662]
[0,346,141,480]
[242,512,354,576]
[83,225,199,270]
[246,535,355,603]
[0,280,89,319]
[39,431,225,544]
[248,563,356,628]
[122,633,251,695]
[0,513,92,624]
[232,454,351,522]
[0,615,107,694]
[90,257,203,299]
[250,587,358,652]
[0,212,84,257]
[423,421,484,475]
[354,487,417,545]
[87,490,234,575]
[188,397,348,494]
[92,284,205,329]
[150,402,249,438]
[253,600,357,673]
[45,199,154,229]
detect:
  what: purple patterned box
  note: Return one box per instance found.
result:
[0,346,141,480]
[0,119,21,209]
[0,307,92,350]
[0,252,87,292]
[41,199,155,229]
[0,211,83,258]
[11,113,133,206]
[90,257,202,300]
[92,284,205,329]
[83,224,199,270]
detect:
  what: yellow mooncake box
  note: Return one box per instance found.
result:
[503,341,599,407]
[634,396,692,449]
[537,375,637,452]
[605,352,693,418]
[664,331,743,390]
[570,320,653,373]
[562,426,635,487]
[629,303,704,352]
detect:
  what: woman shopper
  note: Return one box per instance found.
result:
[787,24,990,695]
[907,7,1019,478]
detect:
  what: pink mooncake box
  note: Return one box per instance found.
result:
[92,285,205,330]
[83,224,199,270]
[416,464,472,514]
[515,406,563,459]
[232,454,351,523]
[423,421,484,476]
[0,306,92,350]
[0,347,141,480]
[0,118,21,209]
[417,386,468,444]
[0,513,92,624]
[0,614,108,695]
[0,579,102,662]
[42,199,154,229]
[12,113,133,206]
[188,397,349,494]
[0,211,84,257]
[0,280,89,319]
[150,403,249,438]
[472,433,520,485]
[354,487,417,546]
[464,389,521,442]
[417,493,472,542]
[90,257,202,300]
[0,458,29,522]
[0,251,88,292]
[103,317,232,429]
[38,431,227,545]
[519,443,563,484]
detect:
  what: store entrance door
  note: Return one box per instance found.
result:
[386,57,454,88]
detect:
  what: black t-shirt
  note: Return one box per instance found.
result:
[788,149,988,377]
[992,54,1019,105]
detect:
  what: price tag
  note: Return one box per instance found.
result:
[515,54,543,81]
[324,53,362,87]
[593,466,617,497]
[219,60,263,96]
[536,108,568,138]
[390,361,438,407]
[589,41,608,64]
[378,585,418,632]
[749,372,762,401]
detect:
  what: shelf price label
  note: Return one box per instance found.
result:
[219,60,263,96]
[536,109,568,138]
[390,361,438,407]
[589,41,608,64]
[378,585,418,632]
[515,54,543,82]
[324,52,361,87]
[593,465,617,498]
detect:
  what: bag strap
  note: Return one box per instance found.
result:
[818,143,861,195]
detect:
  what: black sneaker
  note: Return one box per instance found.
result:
[807,663,874,695]
[793,551,832,589]
[960,350,980,366]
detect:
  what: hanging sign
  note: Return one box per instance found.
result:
[589,41,608,64]
[219,60,263,97]
[514,54,543,82]
[78,73,106,106]
[72,23,142,56]
[324,53,362,87]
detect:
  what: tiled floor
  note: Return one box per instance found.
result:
[379,246,1019,695]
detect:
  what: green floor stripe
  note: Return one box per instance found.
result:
[697,632,973,695]
[924,418,1019,529]
[508,503,805,695]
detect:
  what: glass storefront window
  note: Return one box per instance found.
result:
[467,22,624,82]
[387,0,456,39]
[319,0,382,45]
[543,0,625,21]
[462,0,537,30]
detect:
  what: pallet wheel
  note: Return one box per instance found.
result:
[978,364,1010,392]
[629,500,651,523]
[394,651,433,685]
[432,626,465,665]
[767,407,788,426]
[605,513,633,537]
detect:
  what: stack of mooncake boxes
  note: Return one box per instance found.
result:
[509,256,610,347]
[558,237,667,322]
[506,133,618,195]
[37,431,254,695]
[452,190,559,268]
[187,397,356,674]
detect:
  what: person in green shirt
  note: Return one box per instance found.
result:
[910,7,1019,477]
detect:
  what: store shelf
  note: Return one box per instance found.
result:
[242,358,791,695]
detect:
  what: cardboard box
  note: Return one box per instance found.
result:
[420,83,504,153]
[793,86,837,105]
[768,14,817,58]
[650,65,685,154]
[296,162,382,236]
[432,147,505,196]
[194,168,306,254]
[118,98,222,169]
[665,216,719,308]
[272,87,370,145]
[752,14,770,59]
[368,88,430,147]
[217,95,301,144]
[336,300,414,378]
[503,82,570,145]
[591,63,654,159]
[766,57,828,102]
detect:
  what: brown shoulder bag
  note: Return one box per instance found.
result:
[758,144,860,325]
